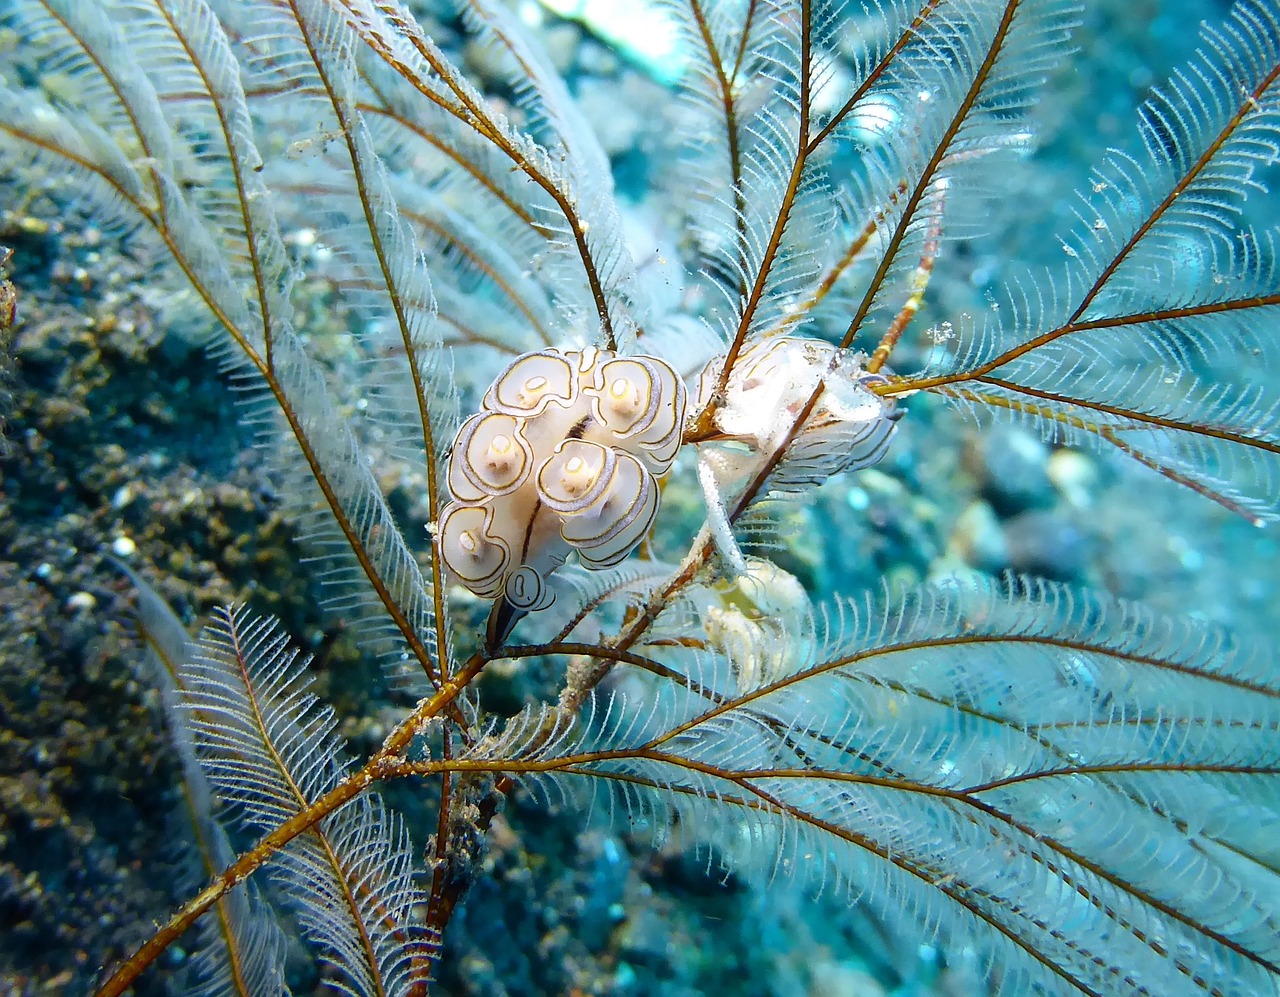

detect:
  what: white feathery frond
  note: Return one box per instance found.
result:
[908,1,1280,523]
[3,0,444,674]
[329,0,644,350]
[183,606,437,996]
[128,574,292,997]
[834,0,1081,346]
[513,578,1280,995]
[457,0,643,324]
[274,0,458,473]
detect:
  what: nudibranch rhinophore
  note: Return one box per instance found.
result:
[439,347,686,612]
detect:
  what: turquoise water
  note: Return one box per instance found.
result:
[1,1,1276,994]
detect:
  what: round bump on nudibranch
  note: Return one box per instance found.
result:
[537,439,617,514]
[588,357,659,436]
[584,355,686,473]
[450,411,532,500]
[559,451,658,568]
[439,504,510,598]
[485,350,576,416]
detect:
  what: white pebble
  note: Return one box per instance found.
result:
[1047,449,1097,508]
[66,591,97,613]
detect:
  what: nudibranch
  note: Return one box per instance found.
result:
[693,336,901,489]
[439,347,686,612]
[691,336,902,576]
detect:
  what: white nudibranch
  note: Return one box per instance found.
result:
[439,348,687,611]
[692,336,902,575]
[694,336,901,491]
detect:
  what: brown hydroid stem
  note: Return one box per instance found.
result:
[94,759,392,997]
[95,649,490,997]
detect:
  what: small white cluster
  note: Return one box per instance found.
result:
[440,347,686,611]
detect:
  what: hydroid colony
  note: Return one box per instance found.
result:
[1,0,1279,994]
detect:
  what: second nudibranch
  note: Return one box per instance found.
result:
[439,347,686,612]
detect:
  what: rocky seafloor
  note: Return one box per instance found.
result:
[2,1,1276,996]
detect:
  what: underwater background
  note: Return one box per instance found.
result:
[1,0,1275,994]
